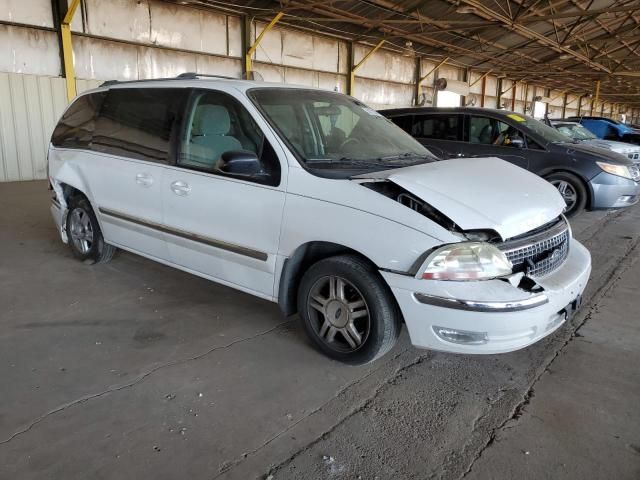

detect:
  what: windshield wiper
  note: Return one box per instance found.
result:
[376,152,434,163]
[306,157,406,169]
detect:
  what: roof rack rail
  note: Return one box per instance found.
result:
[98,72,238,88]
[176,72,237,80]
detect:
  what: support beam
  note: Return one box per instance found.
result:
[246,12,283,80]
[511,81,517,111]
[469,70,491,88]
[561,92,568,118]
[413,56,421,106]
[480,73,486,107]
[61,0,80,101]
[462,67,469,107]
[349,39,385,96]
[417,56,450,105]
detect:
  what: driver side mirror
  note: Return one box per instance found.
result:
[218,150,265,177]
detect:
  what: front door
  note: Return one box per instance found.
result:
[161,89,287,299]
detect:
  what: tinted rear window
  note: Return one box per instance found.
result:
[51,93,105,148]
[92,88,184,163]
[412,114,462,141]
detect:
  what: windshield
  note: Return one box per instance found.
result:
[555,123,597,140]
[510,114,573,143]
[249,88,436,170]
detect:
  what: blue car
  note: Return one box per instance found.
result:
[568,116,640,146]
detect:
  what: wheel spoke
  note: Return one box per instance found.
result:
[345,323,362,347]
[309,294,326,313]
[336,277,347,301]
[328,276,337,300]
[348,299,365,311]
[351,309,368,319]
[318,319,330,338]
[556,181,567,195]
[84,229,93,242]
[325,326,337,342]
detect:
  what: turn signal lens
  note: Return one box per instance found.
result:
[419,242,512,281]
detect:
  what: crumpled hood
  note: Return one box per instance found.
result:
[355,157,565,240]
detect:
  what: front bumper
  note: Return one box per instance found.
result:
[382,238,591,355]
[590,171,640,209]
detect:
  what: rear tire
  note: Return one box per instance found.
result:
[297,254,401,365]
[545,172,587,217]
[65,196,116,264]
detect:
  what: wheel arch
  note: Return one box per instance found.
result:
[277,241,380,317]
[542,168,594,210]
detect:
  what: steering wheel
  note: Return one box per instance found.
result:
[340,137,362,150]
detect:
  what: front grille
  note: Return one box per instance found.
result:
[499,219,570,278]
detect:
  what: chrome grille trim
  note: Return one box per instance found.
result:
[498,218,570,278]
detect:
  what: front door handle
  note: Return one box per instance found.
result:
[171,180,191,196]
[136,173,153,187]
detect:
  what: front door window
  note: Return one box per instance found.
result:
[468,116,523,148]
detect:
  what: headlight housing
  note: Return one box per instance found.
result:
[418,242,513,281]
[596,161,635,180]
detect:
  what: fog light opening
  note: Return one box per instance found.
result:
[433,326,489,345]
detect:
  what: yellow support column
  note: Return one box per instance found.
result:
[349,40,386,96]
[245,12,283,79]
[61,0,81,101]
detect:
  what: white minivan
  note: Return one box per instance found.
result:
[48,74,592,364]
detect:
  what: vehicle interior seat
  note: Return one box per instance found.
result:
[187,105,242,168]
[478,124,493,144]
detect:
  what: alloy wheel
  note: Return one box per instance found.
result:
[69,208,94,254]
[550,179,578,211]
[307,275,370,353]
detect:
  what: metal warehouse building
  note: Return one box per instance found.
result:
[1,0,639,182]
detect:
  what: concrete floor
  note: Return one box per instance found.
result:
[0,180,638,480]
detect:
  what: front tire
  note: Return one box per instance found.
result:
[65,196,116,264]
[546,172,587,217]
[297,255,401,365]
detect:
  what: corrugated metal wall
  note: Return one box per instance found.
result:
[1,0,637,182]
[0,73,100,182]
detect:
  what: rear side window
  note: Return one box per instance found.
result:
[388,115,413,134]
[412,114,462,141]
[51,93,105,148]
[92,88,184,163]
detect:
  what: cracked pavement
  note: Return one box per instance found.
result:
[1,181,639,479]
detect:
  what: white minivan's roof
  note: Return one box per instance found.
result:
[85,73,329,96]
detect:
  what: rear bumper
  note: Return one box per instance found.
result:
[50,198,68,243]
[590,172,640,209]
[382,239,591,355]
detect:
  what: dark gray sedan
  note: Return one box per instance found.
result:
[383,107,640,216]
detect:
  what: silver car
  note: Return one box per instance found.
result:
[552,120,640,162]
